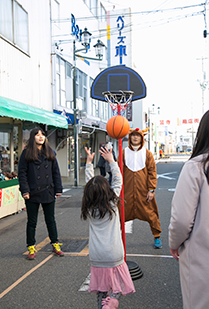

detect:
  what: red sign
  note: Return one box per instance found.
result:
[182,118,199,124]
[159,120,164,125]
[166,120,170,125]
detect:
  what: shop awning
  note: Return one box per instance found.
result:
[0,96,68,129]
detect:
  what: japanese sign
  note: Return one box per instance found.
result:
[109,8,132,66]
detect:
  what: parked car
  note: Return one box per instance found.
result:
[186,148,192,153]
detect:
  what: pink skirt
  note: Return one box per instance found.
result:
[89,262,135,296]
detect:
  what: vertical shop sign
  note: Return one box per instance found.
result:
[109,8,131,67]
[126,102,132,121]
[115,15,127,64]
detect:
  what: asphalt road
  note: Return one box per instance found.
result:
[0,155,189,309]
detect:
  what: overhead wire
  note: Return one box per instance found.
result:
[52,0,208,58]
[53,9,204,46]
[51,3,205,23]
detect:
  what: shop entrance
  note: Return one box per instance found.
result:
[68,135,91,172]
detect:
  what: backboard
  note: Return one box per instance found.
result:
[90,65,146,102]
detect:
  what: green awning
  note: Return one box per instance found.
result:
[0,96,68,129]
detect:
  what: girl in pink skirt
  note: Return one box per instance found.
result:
[81,147,135,309]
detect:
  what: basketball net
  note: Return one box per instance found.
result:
[103,90,133,116]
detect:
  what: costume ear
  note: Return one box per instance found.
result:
[129,128,134,134]
[142,127,149,136]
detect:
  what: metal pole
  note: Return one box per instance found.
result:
[117,104,126,262]
[73,40,78,187]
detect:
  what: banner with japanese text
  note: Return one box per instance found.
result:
[108,8,132,67]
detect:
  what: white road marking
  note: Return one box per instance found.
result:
[79,273,91,292]
[168,188,176,192]
[63,189,71,193]
[126,253,173,258]
[157,172,177,180]
[125,221,133,233]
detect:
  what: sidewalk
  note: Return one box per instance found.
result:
[61,167,100,187]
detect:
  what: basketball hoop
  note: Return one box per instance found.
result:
[102,90,133,112]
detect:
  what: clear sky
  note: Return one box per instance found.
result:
[105,0,209,123]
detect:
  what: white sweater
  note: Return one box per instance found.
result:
[85,161,124,267]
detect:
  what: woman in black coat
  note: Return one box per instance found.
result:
[18,127,64,260]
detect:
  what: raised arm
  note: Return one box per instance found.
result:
[100,147,122,197]
[85,147,95,183]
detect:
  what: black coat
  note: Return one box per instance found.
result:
[18,149,62,203]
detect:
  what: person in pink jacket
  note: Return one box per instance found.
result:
[169,110,209,309]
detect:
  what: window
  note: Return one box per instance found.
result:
[51,0,60,21]
[0,0,29,53]
[56,56,66,107]
[104,101,108,120]
[14,1,28,52]
[90,77,99,117]
[100,102,103,119]
[90,0,97,16]
[83,73,87,112]
[66,63,73,109]
[78,70,83,97]
[0,0,13,42]
[100,4,106,21]
[60,59,66,106]
[56,56,89,112]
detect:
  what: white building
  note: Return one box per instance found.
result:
[0,0,68,175]
[1,0,146,184]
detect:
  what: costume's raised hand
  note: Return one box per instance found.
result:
[85,147,95,164]
[99,147,114,164]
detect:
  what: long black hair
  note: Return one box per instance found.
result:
[25,127,55,162]
[81,175,119,220]
[190,110,209,183]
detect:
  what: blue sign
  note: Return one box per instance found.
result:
[71,14,90,51]
[115,15,127,64]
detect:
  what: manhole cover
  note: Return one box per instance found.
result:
[40,238,88,253]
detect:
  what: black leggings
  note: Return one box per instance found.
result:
[25,200,58,246]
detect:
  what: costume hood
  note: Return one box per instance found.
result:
[128,127,149,150]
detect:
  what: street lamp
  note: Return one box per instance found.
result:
[93,40,105,59]
[73,30,105,187]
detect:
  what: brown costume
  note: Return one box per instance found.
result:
[122,128,161,238]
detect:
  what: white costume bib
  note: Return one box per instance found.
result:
[125,146,146,172]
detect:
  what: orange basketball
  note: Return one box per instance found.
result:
[106,115,130,139]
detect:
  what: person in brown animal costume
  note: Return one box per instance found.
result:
[122,127,162,248]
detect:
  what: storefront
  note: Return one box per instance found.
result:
[67,124,107,172]
[0,95,68,219]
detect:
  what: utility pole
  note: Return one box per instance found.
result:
[197,57,209,114]
[73,40,78,187]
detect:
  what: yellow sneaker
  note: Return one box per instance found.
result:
[52,242,64,257]
[27,245,37,260]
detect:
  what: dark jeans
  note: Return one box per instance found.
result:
[108,172,112,185]
[99,166,106,177]
[25,200,58,246]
